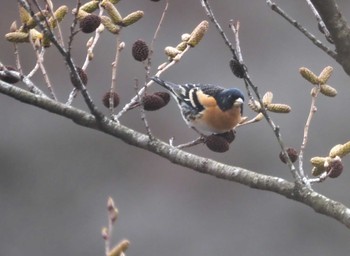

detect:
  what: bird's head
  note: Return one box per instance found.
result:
[216,88,244,112]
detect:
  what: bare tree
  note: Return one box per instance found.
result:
[1,0,350,255]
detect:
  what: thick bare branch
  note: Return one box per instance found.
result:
[311,0,350,75]
[1,80,350,229]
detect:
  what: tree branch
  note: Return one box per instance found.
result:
[1,80,350,229]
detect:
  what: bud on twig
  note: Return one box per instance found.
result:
[266,103,291,113]
[320,84,337,97]
[108,240,130,256]
[121,11,144,27]
[100,16,121,34]
[49,5,68,28]
[5,31,29,43]
[299,67,321,85]
[187,20,209,47]
[80,1,100,13]
[318,66,333,84]
[164,46,181,59]
[101,0,123,24]
[132,40,149,62]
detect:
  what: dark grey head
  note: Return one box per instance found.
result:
[216,88,244,112]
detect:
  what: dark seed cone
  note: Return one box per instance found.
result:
[205,135,230,153]
[132,40,149,62]
[102,91,120,108]
[80,14,101,33]
[142,94,166,111]
[215,130,236,144]
[0,66,20,84]
[279,147,298,164]
[153,91,170,105]
[70,67,88,89]
[229,59,246,79]
[327,159,343,178]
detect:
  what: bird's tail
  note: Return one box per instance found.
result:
[151,76,180,92]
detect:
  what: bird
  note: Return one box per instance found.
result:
[151,76,244,134]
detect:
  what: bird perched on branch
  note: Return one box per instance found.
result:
[151,76,244,134]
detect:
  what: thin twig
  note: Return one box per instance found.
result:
[109,37,123,116]
[266,0,337,60]
[114,45,191,121]
[28,31,57,100]
[34,47,57,100]
[305,0,331,39]
[18,0,103,120]
[13,43,23,75]
[299,86,320,185]
[68,1,81,53]
[114,1,170,121]
[134,78,153,138]
[44,0,65,48]
[82,6,105,70]
[203,1,301,182]
[176,136,206,149]
[0,69,47,97]
[201,0,237,58]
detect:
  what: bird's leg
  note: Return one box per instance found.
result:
[190,126,208,139]
[176,137,206,149]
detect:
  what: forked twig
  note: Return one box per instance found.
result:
[266,0,336,59]
[202,0,302,182]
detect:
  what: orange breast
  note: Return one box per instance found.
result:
[194,105,242,133]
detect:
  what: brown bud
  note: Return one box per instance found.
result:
[102,91,120,108]
[326,157,343,178]
[215,130,236,144]
[80,14,101,33]
[153,91,170,105]
[0,66,20,84]
[70,67,88,89]
[132,40,149,62]
[279,147,298,164]
[205,135,230,153]
[229,59,246,79]
[142,94,166,111]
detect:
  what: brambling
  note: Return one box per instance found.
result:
[151,76,244,134]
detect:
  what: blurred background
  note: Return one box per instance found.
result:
[1,0,350,255]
